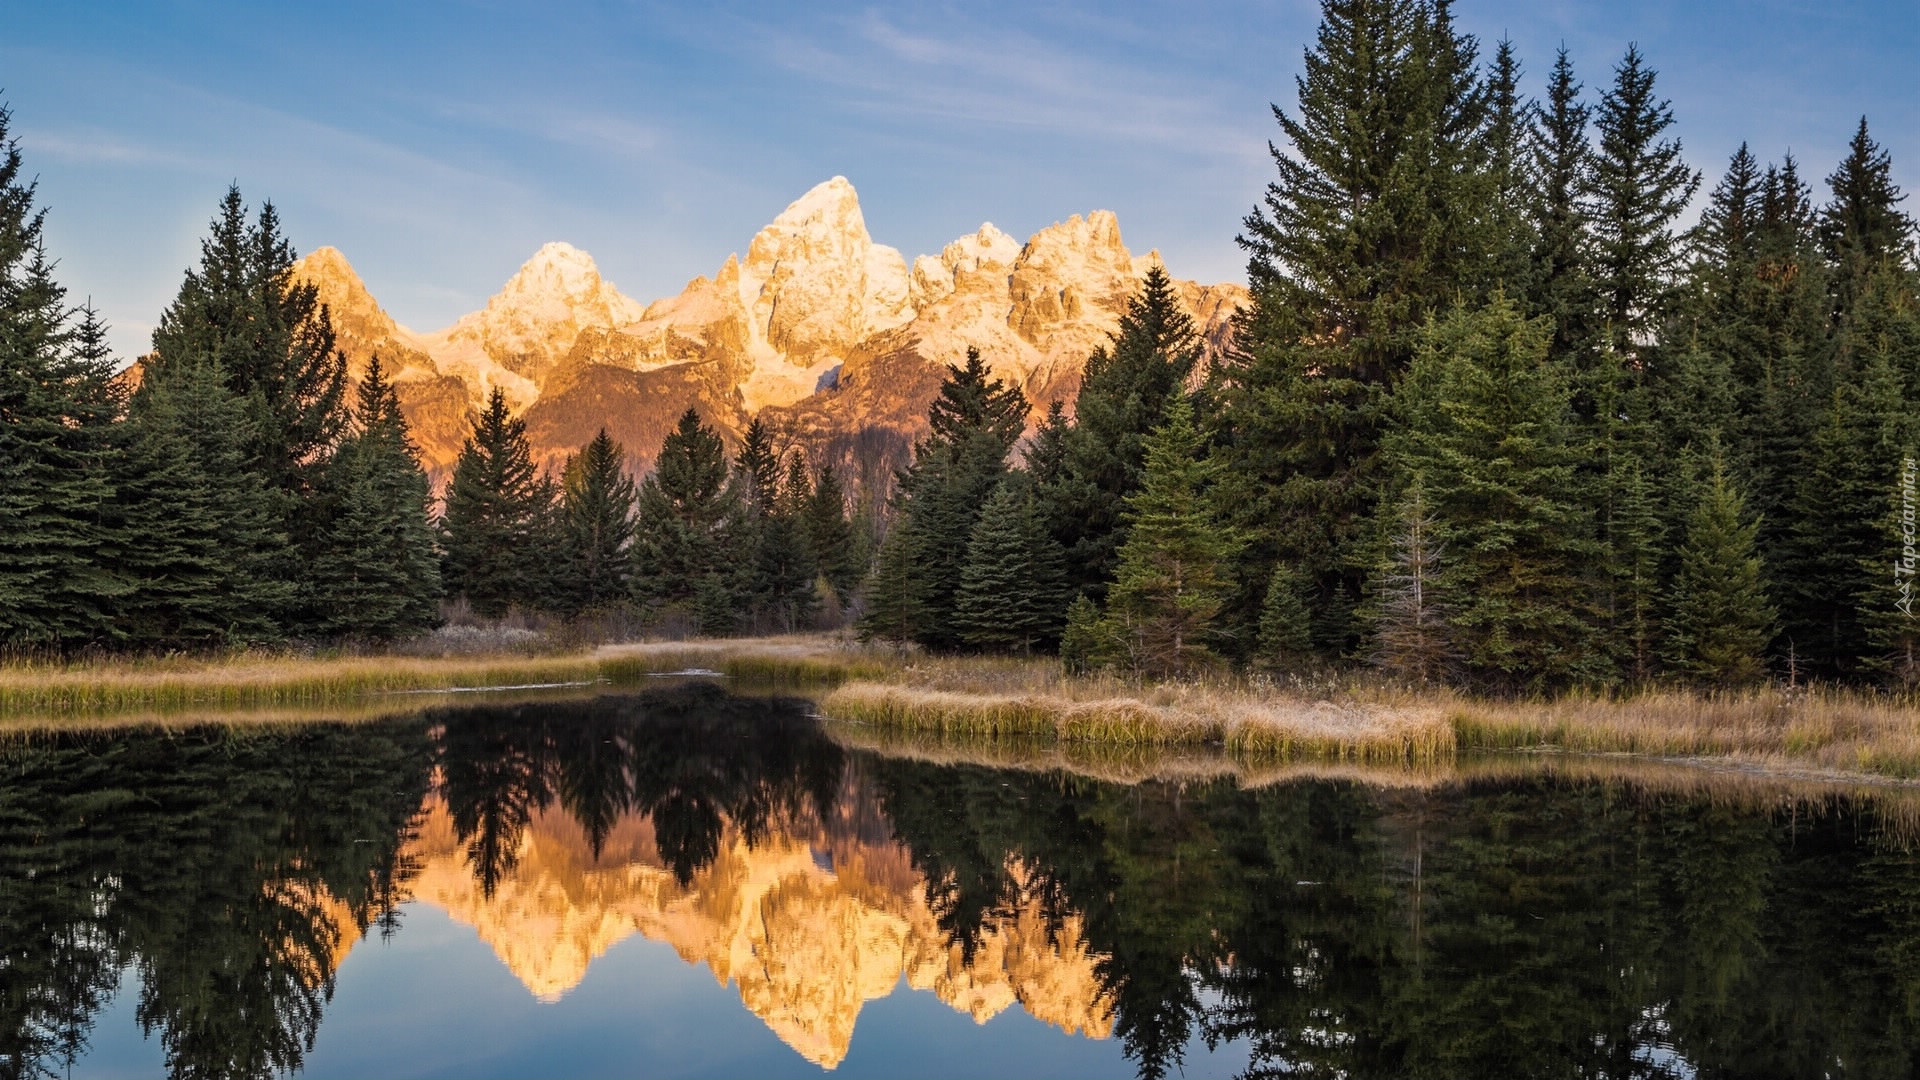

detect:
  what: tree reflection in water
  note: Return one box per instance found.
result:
[7,683,1920,1079]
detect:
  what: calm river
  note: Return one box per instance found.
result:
[5,681,1920,1078]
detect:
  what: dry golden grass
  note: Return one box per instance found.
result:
[821,659,1920,782]
[1452,686,1920,779]
[0,635,889,725]
[820,664,1456,765]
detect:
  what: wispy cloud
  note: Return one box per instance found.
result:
[15,127,201,169]
[718,7,1271,168]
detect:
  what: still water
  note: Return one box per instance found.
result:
[6,681,1920,1079]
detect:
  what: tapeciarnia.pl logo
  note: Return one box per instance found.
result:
[1898,456,1916,618]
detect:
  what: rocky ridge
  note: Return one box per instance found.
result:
[296,177,1246,481]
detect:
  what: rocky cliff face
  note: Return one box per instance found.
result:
[380,780,1115,1068]
[294,178,1245,482]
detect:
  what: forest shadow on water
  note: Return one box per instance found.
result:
[5,683,1920,1079]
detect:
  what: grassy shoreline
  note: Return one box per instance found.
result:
[8,635,1920,784]
[0,636,889,722]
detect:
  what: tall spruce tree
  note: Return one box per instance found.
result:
[1388,296,1603,691]
[305,357,441,639]
[1605,454,1667,682]
[1213,0,1494,661]
[746,456,818,634]
[442,388,557,618]
[631,408,749,633]
[735,416,781,515]
[558,428,637,616]
[116,359,292,648]
[1779,341,1912,677]
[1048,266,1202,602]
[1664,446,1774,687]
[1822,118,1915,298]
[801,463,860,605]
[1588,45,1700,362]
[148,187,347,497]
[1478,37,1537,299]
[955,477,1070,654]
[860,350,1027,649]
[1103,396,1243,677]
[1527,47,1600,364]
[0,108,128,648]
[1748,154,1834,543]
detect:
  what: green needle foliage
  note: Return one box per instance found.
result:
[1045,266,1201,603]
[559,428,638,616]
[1103,396,1243,677]
[861,350,1027,649]
[115,358,293,647]
[1389,297,1602,692]
[631,407,749,633]
[956,478,1070,653]
[1665,445,1775,687]
[0,110,128,648]
[306,357,441,640]
[442,387,558,618]
[801,463,861,605]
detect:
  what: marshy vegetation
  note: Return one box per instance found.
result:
[0,636,889,724]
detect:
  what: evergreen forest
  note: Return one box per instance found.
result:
[3,0,1917,694]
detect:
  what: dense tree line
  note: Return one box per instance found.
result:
[0,99,864,649]
[5,0,1918,691]
[861,0,1919,693]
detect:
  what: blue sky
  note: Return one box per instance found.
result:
[4,1,1915,362]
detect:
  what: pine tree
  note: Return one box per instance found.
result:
[1821,118,1915,291]
[735,416,781,515]
[1780,341,1911,677]
[1478,36,1537,299]
[305,357,442,639]
[801,463,860,605]
[1049,266,1202,602]
[1215,0,1494,662]
[558,428,637,615]
[1058,594,1113,675]
[1366,481,1455,684]
[1389,296,1603,691]
[116,358,292,647]
[1104,397,1243,677]
[1255,562,1316,674]
[1664,447,1774,687]
[748,513,817,633]
[1527,47,1600,364]
[0,108,129,648]
[1605,453,1667,682]
[631,407,749,632]
[1588,45,1700,362]
[778,453,812,520]
[955,478,1070,653]
[148,186,347,497]
[859,350,1027,649]
[862,520,928,646]
[442,387,558,618]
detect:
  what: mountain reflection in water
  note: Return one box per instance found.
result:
[7,683,1920,1079]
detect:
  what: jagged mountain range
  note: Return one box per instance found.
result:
[295,177,1247,480]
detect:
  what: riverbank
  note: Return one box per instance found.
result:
[7,636,1920,783]
[817,654,1920,780]
[0,636,889,722]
